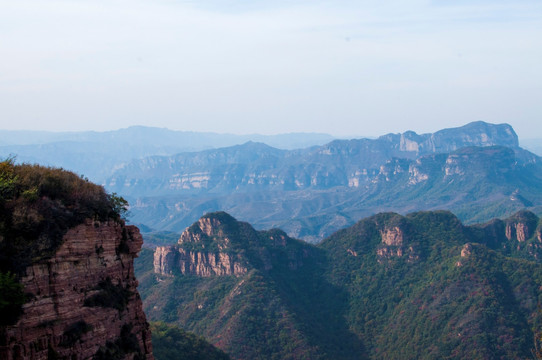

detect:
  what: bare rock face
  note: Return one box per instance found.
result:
[153,212,310,277]
[0,220,153,360]
[380,227,405,246]
[153,246,177,276]
[176,249,247,276]
[377,225,419,262]
[153,246,248,277]
[461,243,473,258]
[505,222,533,242]
[154,214,249,277]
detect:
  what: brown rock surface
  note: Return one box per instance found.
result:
[505,221,534,242]
[380,226,405,246]
[0,220,153,360]
[153,246,248,277]
[154,214,249,277]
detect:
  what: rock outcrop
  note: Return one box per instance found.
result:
[154,246,248,277]
[154,214,249,277]
[377,224,419,262]
[0,220,153,360]
[153,212,311,277]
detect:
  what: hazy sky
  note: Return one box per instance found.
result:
[1,0,541,138]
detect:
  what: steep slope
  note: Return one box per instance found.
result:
[150,322,230,360]
[121,127,542,242]
[320,210,542,359]
[139,212,363,360]
[138,210,542,359]
[0,161,153,359]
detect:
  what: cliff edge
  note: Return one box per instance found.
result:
[0,161,153,359]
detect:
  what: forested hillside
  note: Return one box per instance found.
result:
[136,210,542,359]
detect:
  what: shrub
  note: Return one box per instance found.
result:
[94,324,142,360]
[59,320,93,347]
[83,278,132,312]
[0,271,25,326]
[0,160,130,275]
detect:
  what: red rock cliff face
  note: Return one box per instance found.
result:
[0,220,153,360]
[154,216,249,277]
[154,247,248,277]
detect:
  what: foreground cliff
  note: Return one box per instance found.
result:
[0,161,153,359]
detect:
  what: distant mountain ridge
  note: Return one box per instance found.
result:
[0,127,334,182]
[137,210,542,359]
[107,121,528,196]
[3,122,540,242]
[106,121,542,242]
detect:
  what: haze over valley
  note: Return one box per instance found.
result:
[3,121,540,243]
[1,0,541,358]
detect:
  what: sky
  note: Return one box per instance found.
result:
[0,0,541,138]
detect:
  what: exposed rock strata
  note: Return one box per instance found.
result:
[0,220,153,360]
[154,246,248,277]
[153,213,310,277]
[505,222,532,242]
[154,216,249,277]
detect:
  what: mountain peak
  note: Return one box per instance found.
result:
[433,121,519,150]
[178,211,244,250]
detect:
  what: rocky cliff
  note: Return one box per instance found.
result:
[140,210,542,359]
[473,210,542,260]
[142,212,350,360]
[153,214,250,277]
[154,246,248,277]
[108,121,523,197]
[153,212,309,277]
[0,220,153,360]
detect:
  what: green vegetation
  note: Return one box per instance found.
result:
[59,320,93,347]
[137,212,366,359]
[151,322,230,360]
[139,210,542,359]
[83,277,132,312]
[140,230,180,247]
[0,159,130,326]
[94,324,143,360]
[0,271,26,326]
[0,159,129,275]
[320,210,542,359]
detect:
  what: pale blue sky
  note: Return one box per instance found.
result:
[0,0,541,138]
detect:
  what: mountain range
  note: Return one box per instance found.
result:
[136,210,542,359]
[0,127,334,183]
[2,121,541,243]
[106,121,542,242]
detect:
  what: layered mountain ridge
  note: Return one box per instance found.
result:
[0,127,333,183]
[108,121,523,196]
[137,210,542,359]
[109,121,542,242]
